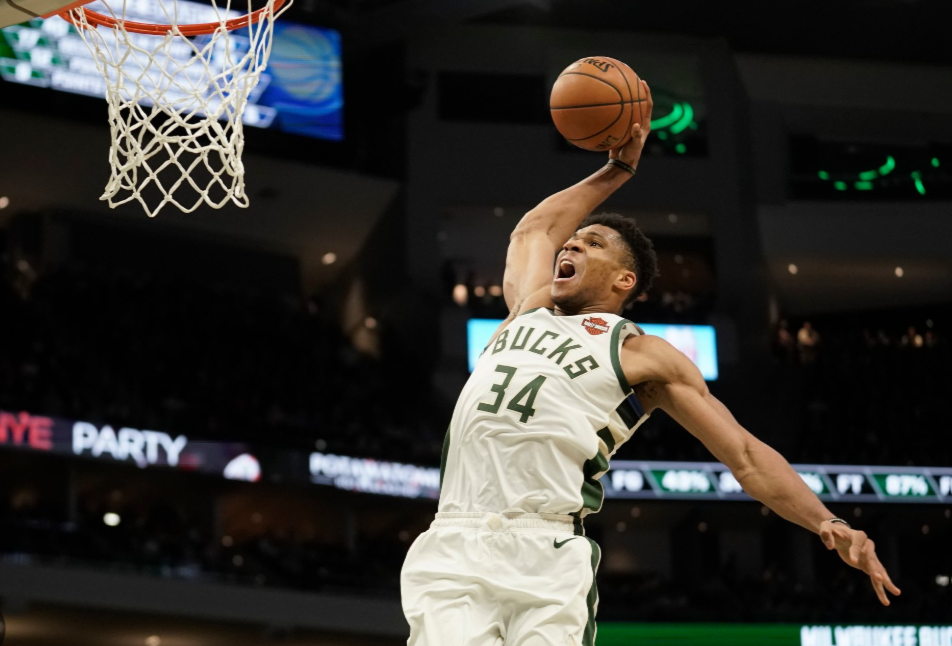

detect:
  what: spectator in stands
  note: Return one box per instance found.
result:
[775,320,796,364]
[796,321,820,366]
[0,260,447,463]
[901,326,924,348]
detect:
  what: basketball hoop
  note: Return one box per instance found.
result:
[60,0,292,216]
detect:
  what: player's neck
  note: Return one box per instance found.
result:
[553,302,622,317]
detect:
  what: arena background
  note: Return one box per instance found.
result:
[1,0,951,643]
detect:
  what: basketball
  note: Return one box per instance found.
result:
[550,56,645,152]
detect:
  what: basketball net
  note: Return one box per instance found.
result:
[65,0,290,216]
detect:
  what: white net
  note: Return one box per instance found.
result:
[67,0,290,216]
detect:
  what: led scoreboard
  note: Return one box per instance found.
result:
[0,1,344,140]
[3,408,951,504]
[605,460,952,503]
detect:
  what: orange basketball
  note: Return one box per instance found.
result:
[550,57,645,152]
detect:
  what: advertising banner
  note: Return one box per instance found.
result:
[0,409,253,478]
[3,409,950,503]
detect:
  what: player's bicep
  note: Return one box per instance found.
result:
[625,336,754,471]
[503,226,559,311]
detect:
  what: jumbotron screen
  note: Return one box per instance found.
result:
[0,1,343,141]
[467,319,719,380]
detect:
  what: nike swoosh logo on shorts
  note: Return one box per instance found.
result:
[553,537,578,549]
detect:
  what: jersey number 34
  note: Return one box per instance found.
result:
[476,365,547,424]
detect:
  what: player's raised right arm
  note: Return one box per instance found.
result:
[502,80,653,313]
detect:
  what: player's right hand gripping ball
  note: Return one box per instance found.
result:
[550,57,645,152]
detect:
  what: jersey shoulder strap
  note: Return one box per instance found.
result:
[605,315,641,393]
[605,316,648,422]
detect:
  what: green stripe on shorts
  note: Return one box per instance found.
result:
[439,425,451,492]
[583,537,601,646]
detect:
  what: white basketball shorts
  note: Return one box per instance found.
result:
[400,512,601,646]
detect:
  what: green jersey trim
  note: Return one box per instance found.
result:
[579,427,615,513]
[615,399,639,429]
[609,317,649,428]
[518,306,553,317]
[609,318,636,396]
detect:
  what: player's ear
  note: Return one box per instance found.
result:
[616,268,636,293]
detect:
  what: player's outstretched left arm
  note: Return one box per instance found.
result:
[621,334,902,606]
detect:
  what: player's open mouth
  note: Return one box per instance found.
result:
[555,259,577,282]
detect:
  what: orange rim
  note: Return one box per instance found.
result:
[60,0,287,35]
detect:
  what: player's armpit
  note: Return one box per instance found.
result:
[502,223,562,311]
[622,335,751,469]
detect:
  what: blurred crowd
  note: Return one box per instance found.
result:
[2,258,948,470]
[773,318,951,466]
[1,486,947,624]
[0,261,446,463]
[459,280,712,324]
[596,559,949,624]
[774,320,943,367]
[0,491,406,598]
[1,256,949,624]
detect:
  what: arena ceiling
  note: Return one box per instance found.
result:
[299,0,952,65]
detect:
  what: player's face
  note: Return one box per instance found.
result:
[551,225,634,313]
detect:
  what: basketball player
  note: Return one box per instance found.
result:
[401,80,899,646]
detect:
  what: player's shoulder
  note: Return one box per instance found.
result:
[622,330,681,359]
[621,331,701,386]
[608,315,645,337]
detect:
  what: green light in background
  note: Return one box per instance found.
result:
[878,155,896,176]
[669,102,694,135]
[912,171,926,195]
[855,181,874,190]
[818,171,830,180]
[650,102,684,130]
[932,158,940,167]
[834,181,848,191]
[858,169,878,181]
[689,121,698,131]
[675,143,687,154]
[657,131,668,140]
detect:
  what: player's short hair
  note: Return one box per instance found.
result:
[578,212,659,303]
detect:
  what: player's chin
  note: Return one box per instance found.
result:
[550,280,573,301]
[550,281,584,310]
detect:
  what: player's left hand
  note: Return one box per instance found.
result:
[819,520,901,606]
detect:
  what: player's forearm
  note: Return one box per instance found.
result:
[735,440,834,535]
[515,164,633,240]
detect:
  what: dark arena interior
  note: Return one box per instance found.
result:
[1,0,951,644]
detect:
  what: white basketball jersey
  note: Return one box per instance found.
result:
[439,307,650,519]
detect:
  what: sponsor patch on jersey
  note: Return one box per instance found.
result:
[581,317,610,335]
